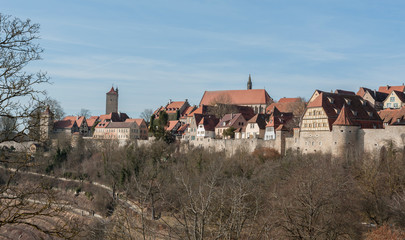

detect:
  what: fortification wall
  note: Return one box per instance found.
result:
[189,138,277,156]
[293,131,333,154]
[359,126,405,154]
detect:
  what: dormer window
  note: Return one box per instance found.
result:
[368,112,373,117]
[361,99,367,106]
[334,108,340,114]
[345,98,352,105]
[327,97,334,104]
[352,110,358,116]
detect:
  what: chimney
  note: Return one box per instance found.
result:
[169,99,172,104]
[374,89,376,96]
[185,99,188,103]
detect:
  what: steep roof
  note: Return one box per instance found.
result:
[87,116,99,127]
[266,100,306,117]
[334,89,355,95]
[333,105,357,126]
[247,114,268,129]
[107,87,118,94]
[391,90,405,103]
[76,116,86,127]
[378,85,405,94]
[378,109,398,124]
[197,116,219,131]
[99,112,129,122]
[357,87,388,102]
[307,90,383,129]
[216,113,244,128]
[166,120,180,131]
[199,89,272,106]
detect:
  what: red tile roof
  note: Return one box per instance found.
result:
[378,85,405,94]
[199,89,272,106]
[87,117,99,127]
[107,87,118,94]
[278,97,302,103]
[378,109,398,124]
[166,120,180,131]
[166,101,186,109]
[333,105,357,126]
[177,124,189,132]
[76,116,86,127]
[106,122,134,128]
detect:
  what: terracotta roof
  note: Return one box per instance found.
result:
[357,87,389,103]
[266,101,306,117]
[390,106,405,125]
[306,90,383,129]
[107,87,118,94]
[378,85,405,94]
[378,109,398,124]
[166,120,180,131]
[177,124,189,132]
[333,105,357,126]
[95,122,109,128]
[86,116,98,127]
[247,114,268,129]
[199,89,272,106]
[166,101,186,110]
[266,107,293,128]
[181,106,197,118]
[278,97,302,103]
[275,124,288,131]
[76,116,86,127]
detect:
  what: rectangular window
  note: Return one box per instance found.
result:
[390,97,395,102]
[387,103,392,108]
[394,103,399,108]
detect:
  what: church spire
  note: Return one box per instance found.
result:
[247,74,252,90]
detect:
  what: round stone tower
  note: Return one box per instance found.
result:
[331,105,360,158]
[40,106,54,142]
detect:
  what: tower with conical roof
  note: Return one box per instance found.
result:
[247,74,252,90]
[106,86,118,114]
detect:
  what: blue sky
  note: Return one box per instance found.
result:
[2,0,405,118]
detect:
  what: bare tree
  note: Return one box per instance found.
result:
[0,13,81,238]
[140,109,153,124]
[78,108,91,118]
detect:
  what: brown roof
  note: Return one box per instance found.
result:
[106,122,134,128]
[392,90,405,103]
[54,119,76,129]
[357,87,388,102]
[307,91,383,129]
[378,85,405,94]
[197,116,219,131]
[99,112,129,122]
[199,89,272,106]
[333,105,357,126]
[216,113,244,128]
[247,114,268,129]
[334,89,355,95]
[266,107,293,128]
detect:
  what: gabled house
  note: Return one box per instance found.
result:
[125,118,148,139]
[215,113,247,139]
[357,87,388,111]
[99,112,129,122]
[196,115,219,140]
[53,117,79,134]
[154,99,191,120]
[264,107,293,140]
[245,114,268,139]
[383,90,405,109]
[86,116,100,136]
[301,90,383,131]
[378,106,405,126]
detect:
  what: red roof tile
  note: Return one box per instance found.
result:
[333,105,357,126]
[199,89,272,106]
[166,120,180,131]
[278,97,302,103]
[378,85,405,94]
[107,87,118,94]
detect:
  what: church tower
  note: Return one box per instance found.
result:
[106,86,118,114]
[247,74,252,90]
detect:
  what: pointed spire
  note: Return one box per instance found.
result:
[247,74,252,90]
[333,105,356,126]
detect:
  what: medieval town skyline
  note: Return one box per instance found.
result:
[3,0,405,118]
